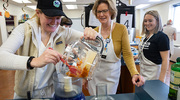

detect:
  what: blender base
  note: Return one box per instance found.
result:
[53,92,85,100]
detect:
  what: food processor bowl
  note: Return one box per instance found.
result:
[53,72,85,100]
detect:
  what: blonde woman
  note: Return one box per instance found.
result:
[87,0,145,95]
[138,10,169,83]
[0,0,97,99]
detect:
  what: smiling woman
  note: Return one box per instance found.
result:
[138,10,170,83]
[36,10,61,34]
[143,14,157,35]
[0,0,99,99]
[0,0,100,98]
[85,0,145,96]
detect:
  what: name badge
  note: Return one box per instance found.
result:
[56,41,63,45]
[101,55,107,59]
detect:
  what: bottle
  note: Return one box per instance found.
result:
[168,57,180,100]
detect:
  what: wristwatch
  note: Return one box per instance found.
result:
[27,56,35,70]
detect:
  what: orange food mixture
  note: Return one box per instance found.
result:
[66,57,89,78]
[79,66,89,78]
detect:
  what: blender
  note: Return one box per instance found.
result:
[53,36,104,100]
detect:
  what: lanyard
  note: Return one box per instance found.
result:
[139,34,154,53]
[99,21,113,52]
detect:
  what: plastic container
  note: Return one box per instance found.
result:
[168,57,180,100]
[53,72,85,100]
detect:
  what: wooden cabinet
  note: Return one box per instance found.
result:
[116,64,140,93]
[132,45,138,49]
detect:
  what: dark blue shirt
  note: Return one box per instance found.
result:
[143,31,169,64]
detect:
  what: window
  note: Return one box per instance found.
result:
[173,3,180,32]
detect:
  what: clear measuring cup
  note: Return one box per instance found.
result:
[90,83,114,100]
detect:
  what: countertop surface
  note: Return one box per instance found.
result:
[121,43,140,66]
[86,80,170,100]
[121,57,140,66]
[85,93,140,100]
[130,42,139,46]
[135,80,170,100]
[13,80,170,100]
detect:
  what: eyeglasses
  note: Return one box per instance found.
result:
[97,9,109,14]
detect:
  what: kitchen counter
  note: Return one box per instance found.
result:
[13,80,170,100]
[130,42,139,46]
[121,56,140,66]
[87,80,170,100]
[136,80,170,100]
[86,93,139,100]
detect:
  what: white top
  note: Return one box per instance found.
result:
[163,25,177,41]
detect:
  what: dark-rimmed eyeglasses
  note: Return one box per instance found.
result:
[97,9,109,14]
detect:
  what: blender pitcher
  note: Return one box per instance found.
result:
[61,36,104,80]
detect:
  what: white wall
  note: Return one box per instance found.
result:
[144,0,180,25]
[71,18,84,32]
[0,1,35,43]
[0,26,2,46]
[64,10,84,18]
[1,0,180,44]
[64,10,85,32]
[135,0,180,44]
[0,1,84,44]
[135,9,144,36]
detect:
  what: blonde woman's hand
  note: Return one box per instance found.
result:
[132,74,145,87]
[30,48,62,68]
[83,27,98,40]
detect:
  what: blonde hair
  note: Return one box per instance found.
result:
[141,10,163,35]
[92,0,117,20]
[31,9,43,25]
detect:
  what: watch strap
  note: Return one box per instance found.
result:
[27,56,35,70]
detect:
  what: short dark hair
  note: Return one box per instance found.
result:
[60,17,73,26]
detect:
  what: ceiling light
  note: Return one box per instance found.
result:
[27,6,36,10]
[136,4,150,9]
[62,0,76,2]
[66,5,77,9]
[149,0,162,2]
[12,0,31,3]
